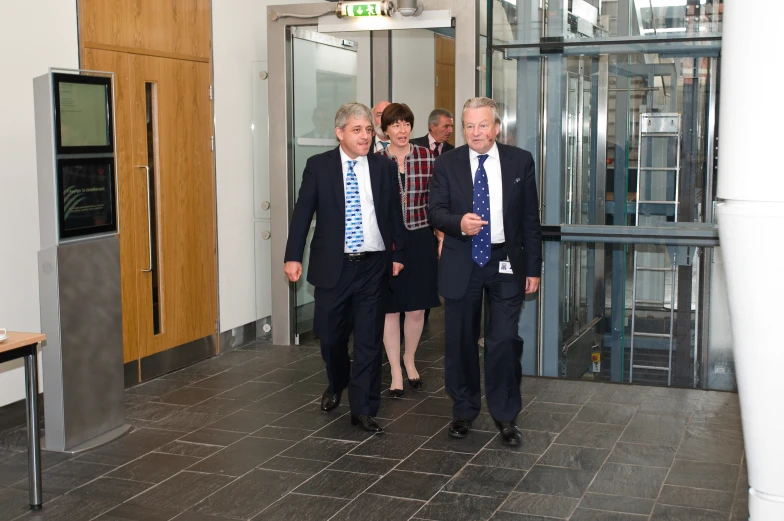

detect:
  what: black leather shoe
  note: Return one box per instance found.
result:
[320,388,341,412]
[351,414,384,433]
[407,378,423,391]
[448,418,473,438]
[389,388,404,399]
[494,420,522,447]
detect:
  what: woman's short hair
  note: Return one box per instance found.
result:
[380,103,415,133]
[461,97,501,127]
[334,103,373,130]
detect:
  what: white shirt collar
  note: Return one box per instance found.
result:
[339,146,366,166]
[469,142,499,162]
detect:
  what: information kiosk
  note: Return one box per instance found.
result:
[34,69,129,452]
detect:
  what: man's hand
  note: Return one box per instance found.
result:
[437,240,443,259]
[284,261,303,282]
[392,262,404,276]
[525,277,540,294]
[460,213,488,236]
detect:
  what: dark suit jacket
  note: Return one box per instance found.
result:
[428,143,542,299]
[284,146,406,289]
[410,135,455,153]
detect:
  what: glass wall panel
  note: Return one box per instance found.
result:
[557,240,731,390]
[490,0,722,45]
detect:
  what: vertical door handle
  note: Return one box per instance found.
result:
[136,165,153,273]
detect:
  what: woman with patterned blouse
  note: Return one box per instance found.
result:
[378,103,443,397]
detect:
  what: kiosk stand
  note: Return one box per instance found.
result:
[33,69,130,452]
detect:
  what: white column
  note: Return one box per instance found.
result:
[716,1,784,519]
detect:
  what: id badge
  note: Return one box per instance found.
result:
[499,259,513,275]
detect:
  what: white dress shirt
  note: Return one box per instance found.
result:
[340,147,385,253]
[373,137,390,153]
[427,133,443,155]
[469,143,505,243]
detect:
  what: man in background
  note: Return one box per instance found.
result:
[411,108,455,157]
[371,100,391,152]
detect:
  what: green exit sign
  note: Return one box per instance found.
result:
[342,3,382,17]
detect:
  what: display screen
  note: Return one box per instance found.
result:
[57,158,117,239]
[53,73,113,154]
[58,82,110,147]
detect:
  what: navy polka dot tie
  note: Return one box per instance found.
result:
[472,154,491,267]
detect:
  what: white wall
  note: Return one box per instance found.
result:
[212,0,325,332]
[0,2,79,407]
[391,30,436,139]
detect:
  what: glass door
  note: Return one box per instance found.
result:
[290,28,359,341]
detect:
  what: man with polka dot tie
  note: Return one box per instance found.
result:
[429,97,542,447]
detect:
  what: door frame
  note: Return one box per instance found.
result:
[266,1,479,345]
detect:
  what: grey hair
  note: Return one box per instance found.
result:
[461,97,501,127]
[428,108,453,128]
[335,103,373,129]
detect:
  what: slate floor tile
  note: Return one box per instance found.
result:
[190,469,308,519]
[108,452,201,483]
[204,410,283,433]
[574,402,638,425]
[658,484,734,512]
[650,504,728,521]
[254,369,318,385]
[517,410,573,433]
[499,492,579,519]
[69,476,153,503]
[294,469,372,499]
[0,487,36,521]
[444,464,527,498]
[269,407,348,431]
[252,493,348,521]
[665,460,740,492]
[421,429,495,454]
[185,398,250,417]
[188,436,294,476]
[350,433,428,460]
[250,426,313,442]
[93,503,179,521]
[607,442,676,468]
[619,413,689,447]
[470,449,538,471]
[0,450,73,487]
[327,454,399,475]
[280,437,358,462]
[554,422,625,449]
[417,491,503,521]
[569,509,649,521]
[259,455,331,475]
[537,445,609,472]
[75,428,183,466]
[578,493,655,516]
[676,423,744,465]
[16,460,114,496]
[516,465,596,499]
[329,493,423,521]
[18,494,117,521]
[366,470,451,500]
[242,391,314,413]
[153,411,222,432]
[127,471,235,512]
[154,440,223,459]
[157,387,225,406]
[125,402,187,422]
[398,449,472,475]
[177,429,245,447]
[384,414,450,436]
[589,463,669,499]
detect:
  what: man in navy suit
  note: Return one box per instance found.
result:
[284,103,406,433]
[429,97,542,446]
[410,108,455,157]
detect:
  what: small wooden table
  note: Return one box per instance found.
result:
[0,332,45,510]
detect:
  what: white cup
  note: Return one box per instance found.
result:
[0,328,6,338]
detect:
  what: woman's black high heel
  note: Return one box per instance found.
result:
[407,378,423,391]
[390,388,404,398]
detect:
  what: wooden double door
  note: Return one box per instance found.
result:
[80,1,217,384]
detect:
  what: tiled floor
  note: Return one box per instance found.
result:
[0,309,748,520]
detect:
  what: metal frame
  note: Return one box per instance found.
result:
[268,1,479,345]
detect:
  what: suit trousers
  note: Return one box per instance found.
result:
[314,252,387,416]
[444,246,524,422]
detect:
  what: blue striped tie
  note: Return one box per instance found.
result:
[345,160,364,252]
[472,154,491,266]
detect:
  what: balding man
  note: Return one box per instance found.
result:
[371,100,391,153]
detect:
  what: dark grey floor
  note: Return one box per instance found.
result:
[0,308,748,521]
